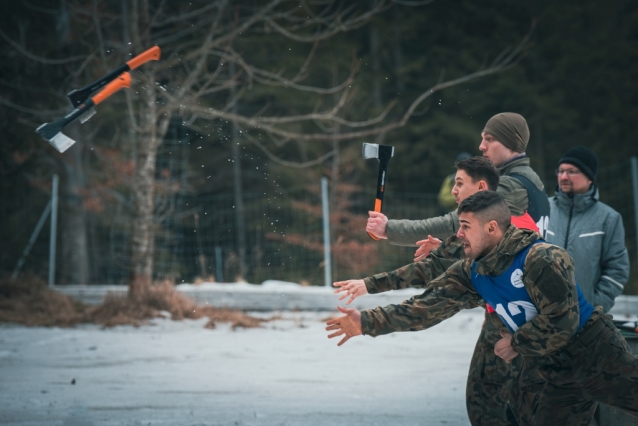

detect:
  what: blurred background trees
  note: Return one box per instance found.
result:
[2,0,638,293]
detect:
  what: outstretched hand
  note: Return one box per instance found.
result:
[326,306,362,346]
[414,235,442,262]
[333,279,368,305]
[366,211,388,239]
[494,329,518,363]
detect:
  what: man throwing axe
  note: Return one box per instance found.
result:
[328,191,638,425]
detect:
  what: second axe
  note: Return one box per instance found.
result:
[362,142,394,240]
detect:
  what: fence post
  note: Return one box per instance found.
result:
[631,157,638,269]
[48,174,59,288]
[11,201,52,280]
[215,246,224,283]
[321,177,332,287]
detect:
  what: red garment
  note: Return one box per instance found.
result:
[511,211,539,232]
[485,211,538,314]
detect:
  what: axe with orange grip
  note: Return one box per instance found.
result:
[67,46,161,108]
[36,73,132,153]
[362,142,394,240]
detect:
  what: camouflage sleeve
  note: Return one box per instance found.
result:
[364,236,465,293]
[510,244,580,357]
[360,259,484,337]
[385,211,459,247]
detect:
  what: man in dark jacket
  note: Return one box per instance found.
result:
[546,146,629,312]
[329,191,638,425]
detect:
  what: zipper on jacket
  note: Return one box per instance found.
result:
[563,195,574,250]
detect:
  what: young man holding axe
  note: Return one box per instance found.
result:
[329,191,638,425]
[366,112,549,244]
[338,156,534,425]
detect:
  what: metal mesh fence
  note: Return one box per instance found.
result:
[7,159,638,293]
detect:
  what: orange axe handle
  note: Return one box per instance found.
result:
[367,198,383,240]
[92,72,132,105]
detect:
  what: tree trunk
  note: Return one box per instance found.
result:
[229,61,248,281]
[129,69,161,299]
[393,8,405,93]
[231,130,248,281]
[60,129,89,284]
[370,25,382,109]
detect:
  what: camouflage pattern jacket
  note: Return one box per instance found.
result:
[363,235,465,294]
[361,226,583,357]
[385,155,545,246]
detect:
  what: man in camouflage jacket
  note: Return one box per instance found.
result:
[327,191,638,425]
[359,113,551,426]
[337,156,530,425]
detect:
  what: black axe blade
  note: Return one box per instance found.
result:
[362,142,395,240]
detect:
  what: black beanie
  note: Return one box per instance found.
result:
[558,146,598,181]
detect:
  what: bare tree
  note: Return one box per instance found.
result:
[1,0,530,296]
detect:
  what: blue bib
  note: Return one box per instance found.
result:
[471,241,593,334]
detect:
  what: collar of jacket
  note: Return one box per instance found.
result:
[473,225,540,276]
[498,154,529,175]
[554,184,598,214]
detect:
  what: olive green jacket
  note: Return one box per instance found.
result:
[385,155,545,246]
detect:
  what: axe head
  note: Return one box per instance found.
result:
[362,143,394,162]
[36,122,76,153]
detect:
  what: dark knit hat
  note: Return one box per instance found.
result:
[558,146,598,181]
[482,112,530,153]
[455,152,472,162]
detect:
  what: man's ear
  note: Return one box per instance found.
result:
[486,219,499,235]
[477,180,487,191]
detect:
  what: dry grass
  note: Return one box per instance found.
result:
[0,276,265,329]
[0,274,83,327]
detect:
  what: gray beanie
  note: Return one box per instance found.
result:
[482,112,530,153]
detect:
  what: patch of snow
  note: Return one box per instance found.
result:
[0,310,484,425]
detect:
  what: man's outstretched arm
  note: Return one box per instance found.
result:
[333,235,465,304]
[384,211,459,246]
[361,259,483,337]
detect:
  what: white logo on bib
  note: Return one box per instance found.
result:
[511,269,524,288]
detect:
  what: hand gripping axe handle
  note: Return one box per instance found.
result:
[67,46,161,107]
[36,72,132,153]
[362,142,394,240]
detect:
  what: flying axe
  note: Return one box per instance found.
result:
[362,142,394,240]
[36,72,132,153]
[66,45,161,123]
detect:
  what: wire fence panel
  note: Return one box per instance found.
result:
[8,160,638,294]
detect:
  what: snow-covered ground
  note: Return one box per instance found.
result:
[0,308,485,426]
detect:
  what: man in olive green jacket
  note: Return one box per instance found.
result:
[366,112,549,244]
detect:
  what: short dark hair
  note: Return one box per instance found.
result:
[458,191,511,231]
[456,157,500,191]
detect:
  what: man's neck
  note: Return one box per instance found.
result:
[499,152,526,168]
